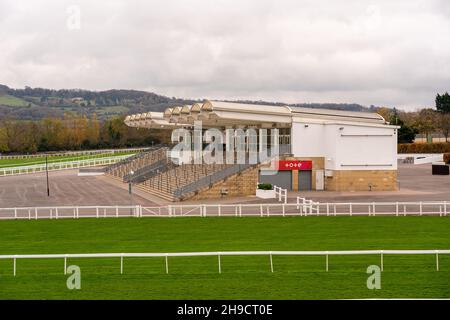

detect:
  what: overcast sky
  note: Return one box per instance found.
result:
[1,0,449,110]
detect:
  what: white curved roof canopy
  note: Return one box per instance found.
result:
[125,100,392,129]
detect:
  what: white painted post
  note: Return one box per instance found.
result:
[239,204,242,217]
[28,209,31,220]
[64,256,67,275]
[120,255,124,274]
[436,251,439,271]
[349,203,352,216]
[396,202,399,216]
[445,201,447,216]
[165,254,169,274]
[35,208,38,220]
[116,205,119,217]
[334,204,337,216]
[218,204,221,217]
[381,251,384,272]
[326,203,329,216]
[403,205,406,216]
[218,254,222,274]
[326,253,329,272]
[96,207,99,218]
[76,207,79,219]
[168,205,172,217]
[372,202,376,216]
[260,204,263,217]
[420,202,423,216]
[56,208,59,219]
[296,197,300,210]
[14,208,17,219]
[270,253,273,273]
[13,257,16,276]
[203,205,207,217]
[282,204,285,217]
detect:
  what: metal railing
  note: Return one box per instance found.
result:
[1,249,447,276]
[1,201,450,220]
[104,145,165,172]
[0,155,132,177]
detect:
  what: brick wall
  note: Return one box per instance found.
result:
[325,170,397,191]
[188,166,259,201]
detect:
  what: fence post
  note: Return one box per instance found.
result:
[218,204,221,217]
[445,201,447,216]
[239,204,242,217]
[218,254,222,274]
[270,252,273,273]
[436,251,439,271]
[116,205,119,218]
[35,208,38,220]
[380,251,384,272]
[120,255,124,274]
[420,202,423,216]
[14,208,17,219]
[260,204,263,217]
[168,205,172,217]
[326,252,329,272]
[326,203,329,216]
[396,202,399,216]
[165,254,169,274]
[56,208,59,219]
[13,256,16,277]
[349,203,352,216]
[282,204,285,217]
[372,202,376,216]
[96,207,99,218]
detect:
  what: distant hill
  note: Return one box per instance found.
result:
[0,84,372,121]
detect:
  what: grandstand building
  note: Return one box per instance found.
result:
[118,101,398,201]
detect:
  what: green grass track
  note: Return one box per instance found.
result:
[0,217,449,299]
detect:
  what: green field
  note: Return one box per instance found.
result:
[0,94,29,107]
[0,217,449,299]
[0,151,135,168]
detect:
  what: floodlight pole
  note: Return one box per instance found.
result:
[46,155,50,197]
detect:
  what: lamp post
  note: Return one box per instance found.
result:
[45,155,50,197]
[129,170,134,215]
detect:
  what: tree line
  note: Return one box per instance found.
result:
[0,113,170,154]
[376,92,450,143]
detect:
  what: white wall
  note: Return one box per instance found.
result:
[291,121,397,171]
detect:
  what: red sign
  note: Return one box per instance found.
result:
[277,160,312,171]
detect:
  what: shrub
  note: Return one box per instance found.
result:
[257,183,273,190]
[398,143,450,153]
[444,153,450,164]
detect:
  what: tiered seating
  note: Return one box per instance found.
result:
[105,147,168,181]
[138,163,232,201]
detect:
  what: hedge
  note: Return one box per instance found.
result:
[398,143,450,154]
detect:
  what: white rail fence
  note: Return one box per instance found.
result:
[0,155,131,177]
[274,185,287,203]
[1,250,447,276]
[0,147,148,160]
[1,201,450,220]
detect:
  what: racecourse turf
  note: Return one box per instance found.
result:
[0,216,449,299]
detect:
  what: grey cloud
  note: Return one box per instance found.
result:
[0,0,449,110]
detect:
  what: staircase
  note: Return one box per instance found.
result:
[105,146,168,181]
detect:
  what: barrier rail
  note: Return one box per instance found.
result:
[0,155,132,177]
[1,249,447,276]
[1,201,450,220]
[274,186,287,203]
[0,147,149,160]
